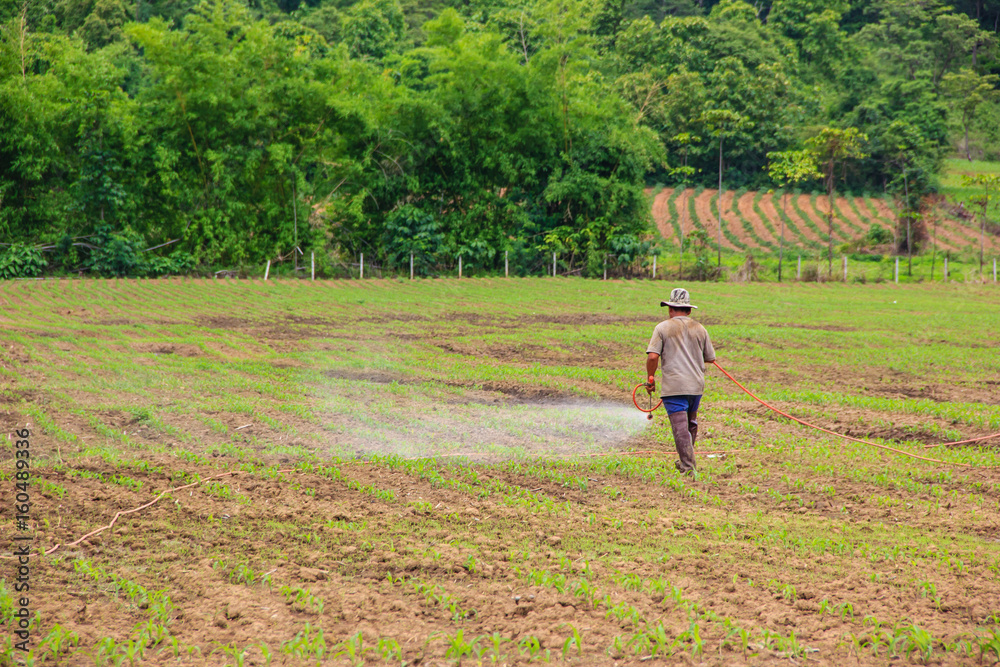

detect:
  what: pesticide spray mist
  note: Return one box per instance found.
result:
[316,378,650,460]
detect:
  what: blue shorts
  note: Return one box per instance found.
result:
[662,394,701,415]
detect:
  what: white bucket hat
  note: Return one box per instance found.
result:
[660,287,698,309]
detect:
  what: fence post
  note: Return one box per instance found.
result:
[360,253,364,279]
[944,255,949,282]
[410,252,414,280]
[994,257,997,283]
[311,252,315,281]
[842,255,847,283]
[603,255,607,281]
[796,256,801,280]
[652,255,657,279]
[264,260,270,281]
[552,252,556,277]
[458,255,462,279]
[505,250,509,278]
[894,256,899,284]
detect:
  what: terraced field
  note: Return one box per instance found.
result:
[651,188,1000,257]
[1,278,999,665]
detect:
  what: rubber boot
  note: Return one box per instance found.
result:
[688,412,699,450]
[668,411,696,473]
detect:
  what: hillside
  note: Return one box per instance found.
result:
[650,188,1000,258]
[4,0,1000,277]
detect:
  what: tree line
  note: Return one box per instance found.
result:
[2,0,999,277]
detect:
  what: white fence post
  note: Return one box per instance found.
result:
[505,250,509,278]
[842,255,847,282]
[360,253,364,279]
[894,257,899,284]
[994,257,997,283]
[797,255,801,280]
[458,255,462,279]
[410,252,414,280]
[552,252,556,277]
[652,255,657,279]
[264,260,270,281]
[603,255,607,281]
[944,256,949,282]
[311,252,315,281]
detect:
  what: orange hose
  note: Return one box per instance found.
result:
[710,361,986,468]
[632,383,663,414]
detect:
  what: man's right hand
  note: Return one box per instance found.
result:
[645,375,656,394]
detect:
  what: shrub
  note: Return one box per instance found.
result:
[865,224,893,246]
[143,252,196,277]
[86,226,146,277]
[0,244,48,279]
[849,253,884,262]
[82,227,195,277]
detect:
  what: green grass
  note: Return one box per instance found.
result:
[3,278,1000,665]
[940,158,1000,217]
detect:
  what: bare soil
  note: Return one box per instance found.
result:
[736,192,778,246]
[693,189,741,251]
[651,188,676,246]
[2,285,999,665]
[649,188,998,258]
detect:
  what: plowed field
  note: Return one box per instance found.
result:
[1,278,999,665]
[650,188,1000,257]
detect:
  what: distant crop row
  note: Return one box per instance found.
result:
[652,188,1000,258]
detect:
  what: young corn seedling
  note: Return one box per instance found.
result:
[334,632,374,666]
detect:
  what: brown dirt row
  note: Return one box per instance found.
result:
[674,190,694,242]
[869,199,999,255]
[833,196,866,233]
[650,188,675,246]
[649,188,999,256]
[28,370,1000,526]
[759,193,821,249]
[693,189,742,251]
[925,214,982,253]
[939,209,1000,250]
[879,201,990,254]
[652,188,706,250]
[736,192,780,247]
[798,194,856,244]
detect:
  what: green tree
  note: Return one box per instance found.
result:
[79,0,130,49]
[882,119,933,276]
[961,172,1000,279]
[342,0,406,60]
[855,0,994,85]
[376,3,662,276]
[766,149,820,281]
[614,7,797,187]
[942,68,1000,162]
[700,108,752,267]
[806,127,867,275]
[0,11,138,244]
[767,0,848,76]
[126,0,388,266]
[296,5,343,45]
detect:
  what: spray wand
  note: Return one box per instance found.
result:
[632,376,661,420]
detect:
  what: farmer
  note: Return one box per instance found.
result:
[645,288,716,473]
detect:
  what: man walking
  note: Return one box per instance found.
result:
[645,288,715,473]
